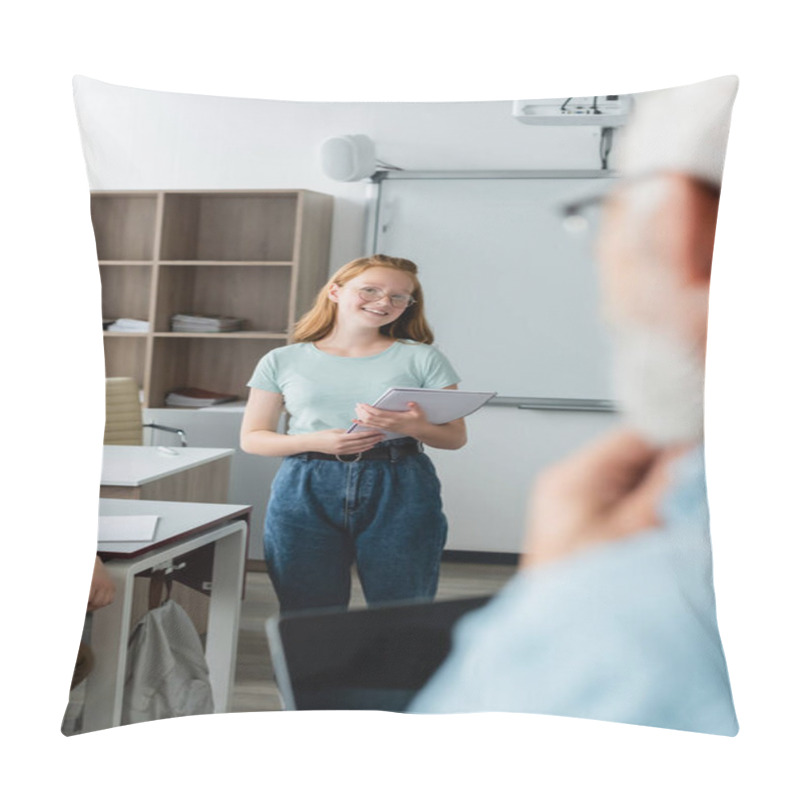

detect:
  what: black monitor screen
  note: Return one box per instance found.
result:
[267,595,493,712]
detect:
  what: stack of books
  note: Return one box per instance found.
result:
[170,313,244,333]
[165,387,239,408]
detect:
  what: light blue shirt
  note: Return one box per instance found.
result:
[409,446,738,736]
[247,340,460,435]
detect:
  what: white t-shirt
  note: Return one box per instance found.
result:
[247,340,460,435]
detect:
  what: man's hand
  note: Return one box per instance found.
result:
[520,429,685,569]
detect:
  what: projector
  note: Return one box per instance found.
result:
[512,95,632,126]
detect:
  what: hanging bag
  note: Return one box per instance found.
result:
[122,570,214,725]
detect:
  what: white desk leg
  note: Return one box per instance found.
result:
[82,561,135,733]
[82,518,247,730]
[204,522,247,713]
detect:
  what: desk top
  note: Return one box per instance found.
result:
[101,445,234,487]
[98,498,251,559]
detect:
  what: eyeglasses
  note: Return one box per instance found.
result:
[353,285,416,309]
[559,173,697,234]
[558,181,619,235]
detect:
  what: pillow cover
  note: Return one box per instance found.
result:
[67,75,738,737]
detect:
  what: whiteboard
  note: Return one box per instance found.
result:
[372,174,617,400]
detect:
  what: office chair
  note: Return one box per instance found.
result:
[101,377,213,637]
[104,377,187,446]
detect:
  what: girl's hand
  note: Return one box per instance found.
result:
[310,428,386,455]
[354,402,428,438]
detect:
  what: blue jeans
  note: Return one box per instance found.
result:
[263,442,448,612]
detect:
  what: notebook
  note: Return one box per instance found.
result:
[347,387,496,440]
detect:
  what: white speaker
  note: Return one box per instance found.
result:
[320,134,377,181]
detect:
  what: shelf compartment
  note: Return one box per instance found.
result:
[147,336,281,408]
[91,193,159,261]
[153,332,289,339]
[154,263,292,334]
[160,193,299,261]
[99,263,153,323]
[158,261,293,267]
[90,189,333,411]
[102,336,148,390]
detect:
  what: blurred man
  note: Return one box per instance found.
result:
[409,76,739,736]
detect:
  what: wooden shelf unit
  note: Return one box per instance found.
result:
[92,190,333,408]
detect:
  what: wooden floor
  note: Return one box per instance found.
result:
[232,561,517,713]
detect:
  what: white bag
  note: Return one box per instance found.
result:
[122,599,214,725]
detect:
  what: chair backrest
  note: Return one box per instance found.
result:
[104,377,143,445]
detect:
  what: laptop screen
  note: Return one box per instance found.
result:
[266,595,492,712]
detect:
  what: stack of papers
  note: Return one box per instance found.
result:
[106,318,149,332]
[170,313,244,332]
[165,386,239,407]
[98,515,159,543]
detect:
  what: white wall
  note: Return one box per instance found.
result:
[74,76,611,269]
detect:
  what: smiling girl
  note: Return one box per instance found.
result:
[240,254,466,612]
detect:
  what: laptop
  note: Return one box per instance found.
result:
[266,595,492,712]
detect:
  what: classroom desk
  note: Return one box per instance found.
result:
[83,498,251,733]
[100,445,234,503]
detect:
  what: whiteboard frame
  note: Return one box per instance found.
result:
[365,169,619,258]
[364,169,620,408]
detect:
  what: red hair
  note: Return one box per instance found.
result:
[292,254,435,344]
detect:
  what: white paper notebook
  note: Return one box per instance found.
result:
[347,387,496,440]
[98,515,160,543]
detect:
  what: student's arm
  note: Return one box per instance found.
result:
[355,385,468,450]
[240,388,385,457]
[87,556,116,611]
